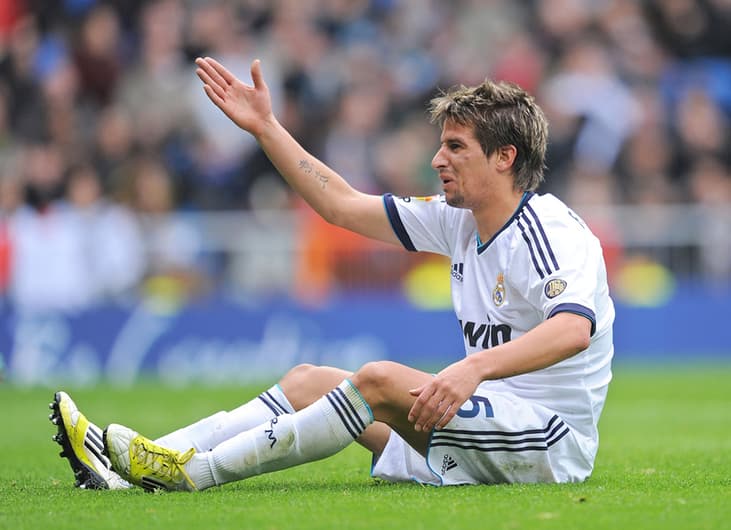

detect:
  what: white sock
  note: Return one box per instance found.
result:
[154,385,294,452]
[189,379,374,489]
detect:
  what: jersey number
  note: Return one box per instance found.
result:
[456,396,494,418]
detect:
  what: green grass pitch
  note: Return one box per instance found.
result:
[1,364,729,530]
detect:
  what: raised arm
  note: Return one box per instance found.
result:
[195,57,399,245]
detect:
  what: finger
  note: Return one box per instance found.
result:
[196,68,227,101]
[407,399,420,424]
[198,58,231,91]
[206,57,237,86]
[250,59,266,90]
[408,385,426,397]
[412,393,443,432]
[407,391,428,424]
[422,400,451,432]
[202,84,225,110]
[195,57,222,84]
[434,404,454,430]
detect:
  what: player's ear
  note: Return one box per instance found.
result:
[495,145,517,171]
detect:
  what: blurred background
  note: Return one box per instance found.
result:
[0,0,729,386]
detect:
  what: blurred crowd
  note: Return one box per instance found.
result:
[0,0,730,311]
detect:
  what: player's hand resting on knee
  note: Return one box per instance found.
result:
[408,358,482,432]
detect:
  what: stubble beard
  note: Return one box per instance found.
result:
[445,192,465,208]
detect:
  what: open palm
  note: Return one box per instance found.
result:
[194,57,273,137]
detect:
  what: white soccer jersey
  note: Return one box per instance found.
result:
[383,191,615,467]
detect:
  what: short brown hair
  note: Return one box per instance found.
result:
[429,80,548,191]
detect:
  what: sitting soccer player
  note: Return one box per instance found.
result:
[50,57,614,491]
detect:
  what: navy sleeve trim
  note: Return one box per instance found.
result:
[548,303,597,336]
[383,193,416,252]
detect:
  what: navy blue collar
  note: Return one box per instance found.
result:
[476,191,534,254]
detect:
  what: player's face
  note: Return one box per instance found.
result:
[431,120,492,209]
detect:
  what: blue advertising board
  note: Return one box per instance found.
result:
[0,283,729,386]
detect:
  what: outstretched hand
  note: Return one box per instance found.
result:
[407,358,482,432]
[195,57,274,137]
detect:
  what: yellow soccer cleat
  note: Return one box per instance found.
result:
[49,391,131,490]
[103,424,197,492]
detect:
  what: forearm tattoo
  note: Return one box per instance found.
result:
[298,159,329,189]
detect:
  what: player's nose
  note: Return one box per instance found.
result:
[431,146,447,169]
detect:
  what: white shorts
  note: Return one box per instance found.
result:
[370,388,592,485]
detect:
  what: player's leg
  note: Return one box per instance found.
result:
[278,363,393,455]
[153,382,296,452]
[153,363,391,454]
[103,361,432,491]
[349,361,435,455]
[150,363,392,458]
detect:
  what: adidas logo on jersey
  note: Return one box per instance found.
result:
[451,262,464,282]
[441,454,458,474]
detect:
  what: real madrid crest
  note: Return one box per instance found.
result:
[492,272,506,306]
[544,278,567,298]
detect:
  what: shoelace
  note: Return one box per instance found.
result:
[132,440,196,489]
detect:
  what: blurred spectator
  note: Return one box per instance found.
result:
[563,164,624,281]
[323,80,390,193]
[116,0,195,185]
[372,115,438,196]
[65,163,146,300]
[642,0,731,59]
[0,156,22,304]
[674,86,730,167]
[597,0,667,83]
[119,156,207,306]
[541,38,641,177]
[71,3,124,108]
[185,0,284,209]
[36,34,84,158]
[7,142,96,311]
[490,31,547,94]
[0,0,25,41]
[617,123,679,205]
[92,104,136,192]
[688,156,731,280]
[8,149,143,312]
[0,15,47,142]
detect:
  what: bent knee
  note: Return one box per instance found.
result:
[350,361,402,403]
[279,364,320,406]
[281,363,319,387]
[279,363,351,411]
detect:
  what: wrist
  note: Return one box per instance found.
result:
[465,351,493,382]
[254,113,280,142]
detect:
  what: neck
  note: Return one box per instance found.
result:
[473,188,526,243]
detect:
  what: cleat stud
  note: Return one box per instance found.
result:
[49,402,54,410]
[52,417,59,425]
[59,450,67,458]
